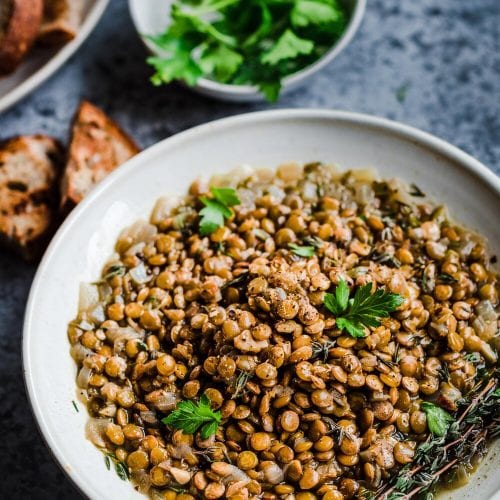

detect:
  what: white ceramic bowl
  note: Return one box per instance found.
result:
[0,0,109,114]
[128,0,366,102]
[24,110,500,499]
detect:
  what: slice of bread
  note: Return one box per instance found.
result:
[38,0,83,46]
[60,101,140,212]
[0,0,43,75]
[0,136,63,260]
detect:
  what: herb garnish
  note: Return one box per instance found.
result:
[409,183,425,197]
[231,370,252,399]
[103,264,126,281]
[104,453,129,481]
[137,341,148,352]
[303,235,324,248]
[199,187,240,235]
[437,273,458,284]
[421,402,454,437]
[162,394,221,439]
[147,0,347,101]
[254,228,270,241]
[288,242,315,257]
[323,278,404,338]
[71,400,79,413]
[311,340,336,362]
[377,372,500,499]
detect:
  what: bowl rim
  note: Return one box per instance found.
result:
[23,109,499,499]
[0,0,110,114]
[128,0,367,96]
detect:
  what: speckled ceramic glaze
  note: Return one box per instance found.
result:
[23,110,499,499]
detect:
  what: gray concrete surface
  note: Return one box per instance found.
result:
[0,0,498,498]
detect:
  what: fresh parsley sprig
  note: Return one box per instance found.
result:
[288,242,315,257]
[421,402,454,437]
[199,186,240,236]
[147,0,348,101]
[324,278,404,338]
[162,394,222,439]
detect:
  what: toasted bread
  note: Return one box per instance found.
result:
[0,0,43,75]
[0,135,63,260]
[60,101,140,212]
[38,0,83,46]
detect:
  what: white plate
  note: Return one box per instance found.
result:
[128,0,366,102]
[23,110,500,499]
[0,0,109,114]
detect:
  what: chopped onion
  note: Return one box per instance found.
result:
[355,184,375,205]
[267,185,286,203]
[302,181,318,201]
[472,316,497,342]
[118,220,157,251]
[151,196,182,225]
[151,391,178,412]
[125,242,146,257]
[77,366,92,389]
[457,240,475,259]
[78,283,99,313]
[70,344,94,363]
[132,469,151,493]
[99,403,117,418]
[480,342,498,363]
[140,410,159,425]
[216,464,250,485]
[168,444,193,460]
[150,489,165,500]
[262,462,284,485]
[85,418,110,447]
[77,318,94,331]
[106,326,143,343]
[89,304,106,324]
[129,262,151,284]
[98,282,112,302]
[476,300,498,322]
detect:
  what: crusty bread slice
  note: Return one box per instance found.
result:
[38,0,83,46]
[60,101,140,212]
[0,136,63,260]
[0,0,43,75]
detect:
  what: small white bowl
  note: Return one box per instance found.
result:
[128,0,366,102]
[23,110,500,499]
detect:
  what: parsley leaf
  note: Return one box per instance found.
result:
[162,394,222,439]
[261,30,314,65]
[324,278,404,338]
[146,0,348,101]
[210,186,240,207]
[198,186,240,236]
[291,0,342,27]
[288,243,315,257]
[421,402,454,437]
[199,43,243,82]
[148,54,202,87]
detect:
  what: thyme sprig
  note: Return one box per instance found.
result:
[377,372,499,499]
[231,370,252,399]
[311,340,336,362]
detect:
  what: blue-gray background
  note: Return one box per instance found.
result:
[0,0,498,498]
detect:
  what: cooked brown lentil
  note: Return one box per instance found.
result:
[70,163,499,499]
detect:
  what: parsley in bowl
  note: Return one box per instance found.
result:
[131,0,365,102]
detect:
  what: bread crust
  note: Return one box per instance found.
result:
[0,135,63,260]
[60,101,140,212]
[38,0,83,46]
[0,0,43,75]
